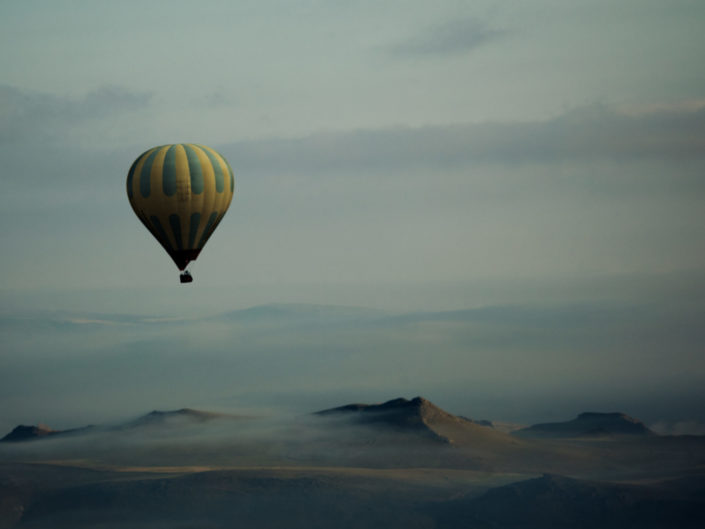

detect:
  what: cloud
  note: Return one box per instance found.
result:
[0,84,152,144]
[4,82,702,182]
[193,90,236,108]
[218,103,705,175]
[650,420,705,436]
[390,18,505,56]
[0,85,152,210]
[79,85,152,118]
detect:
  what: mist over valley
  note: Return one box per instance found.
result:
[2,396,704,528]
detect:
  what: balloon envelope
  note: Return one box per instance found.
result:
[126,143,234,270]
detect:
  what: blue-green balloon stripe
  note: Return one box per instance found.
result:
[198,145,225,193]
[203,212,225,250]
[126,158,139,198]
[197,211,219,249]
[150,215,173,252]
[184,145,204,195]
[137,211,154,237]
[169,214,183,251]
[209,213,225,241]
[138,211,169,254]
[188,212,201,249]
[162,145,178,196]
[140,148,160,198]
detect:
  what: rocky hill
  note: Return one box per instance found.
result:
[315,396,519,448]
[1,424,57,442]
[1,424,94,443]
[513,412,654,439]
[124,408,234,428]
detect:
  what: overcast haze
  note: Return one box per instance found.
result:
[1,1,704,434]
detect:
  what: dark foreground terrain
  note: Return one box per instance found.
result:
[2,397,704,528]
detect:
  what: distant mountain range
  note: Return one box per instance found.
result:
[4,396,701,478]
[216,303,387,324]
[0,398,661,444]
[4,301,664,332]
[1,407,243,443]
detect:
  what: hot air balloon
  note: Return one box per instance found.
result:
[126,143,234,283]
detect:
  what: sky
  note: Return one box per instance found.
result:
[1,1,704,433]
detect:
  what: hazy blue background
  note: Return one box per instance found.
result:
[1,1,703,435]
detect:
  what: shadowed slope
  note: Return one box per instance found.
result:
[5,463,704,529]
[430,473,705,529]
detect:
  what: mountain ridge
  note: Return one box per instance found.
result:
[513,411,655,439]
[0,408,241,442]
[1,399,659,445]
[314,396,522,449]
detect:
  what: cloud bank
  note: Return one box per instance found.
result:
[390,18,505,56]
[0,84,151,144]
[220,104,705,176]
